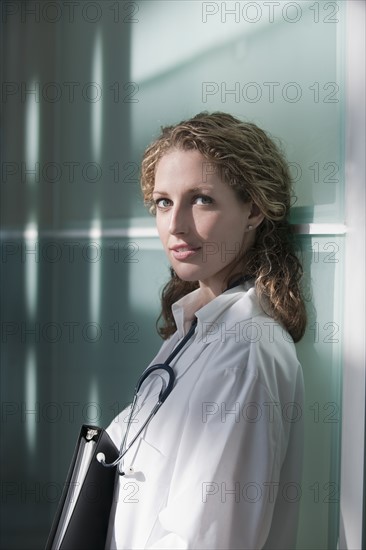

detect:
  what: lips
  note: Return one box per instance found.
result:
[169,244,201,261]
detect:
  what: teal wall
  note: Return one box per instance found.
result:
[1,2,345,548]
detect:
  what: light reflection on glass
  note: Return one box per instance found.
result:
[25,348,37,454]
[90,29,103,325]
[24,80,40,455]
[24,222,38,319]
[88,376,99,426]
[25,79,40,178]
[89,214,102,325]
[92,29,103,164]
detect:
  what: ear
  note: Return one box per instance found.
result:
[247,201,265,229]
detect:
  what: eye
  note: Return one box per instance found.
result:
[194,195,213,205]
[154,198,172,209]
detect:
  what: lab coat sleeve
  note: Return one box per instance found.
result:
[145,342,302,550]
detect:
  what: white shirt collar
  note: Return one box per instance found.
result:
[171,280,263,341]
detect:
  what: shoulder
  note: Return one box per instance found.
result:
[197,286,298,358]
[196,287,302,401]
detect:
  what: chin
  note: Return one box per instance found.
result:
[171,265,202,282]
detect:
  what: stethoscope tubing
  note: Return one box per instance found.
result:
[99,399,162,470]
[98,318,198,471]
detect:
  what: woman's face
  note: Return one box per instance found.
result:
[153,149,261,296]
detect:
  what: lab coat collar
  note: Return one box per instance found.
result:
[171,281,263,343]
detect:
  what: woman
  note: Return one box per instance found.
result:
[107,112,306,550]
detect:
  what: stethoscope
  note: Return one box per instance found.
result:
[96,275,251,474]
[97,316,198,474]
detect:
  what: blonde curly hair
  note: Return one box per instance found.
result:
[141,111,307,343]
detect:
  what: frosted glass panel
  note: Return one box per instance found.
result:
[130,1,344,224]
[295,235,343,549]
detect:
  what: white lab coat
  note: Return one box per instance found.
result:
[106,281,304,550]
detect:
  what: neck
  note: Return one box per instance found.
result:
[198,274,251,306]
[197,283,220,307]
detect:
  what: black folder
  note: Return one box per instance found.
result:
[45,425,119,550]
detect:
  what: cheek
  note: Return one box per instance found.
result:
[198,212,246,240]
[155,216,168,244]
[216,218,247,254]
[193,212,222,238]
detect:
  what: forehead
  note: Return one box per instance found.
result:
[154,149,221,186]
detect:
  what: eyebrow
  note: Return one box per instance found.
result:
[152,185,215,195]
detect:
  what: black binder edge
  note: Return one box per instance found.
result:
[45,424,119,550]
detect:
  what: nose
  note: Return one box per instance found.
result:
[168,204,189,235]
